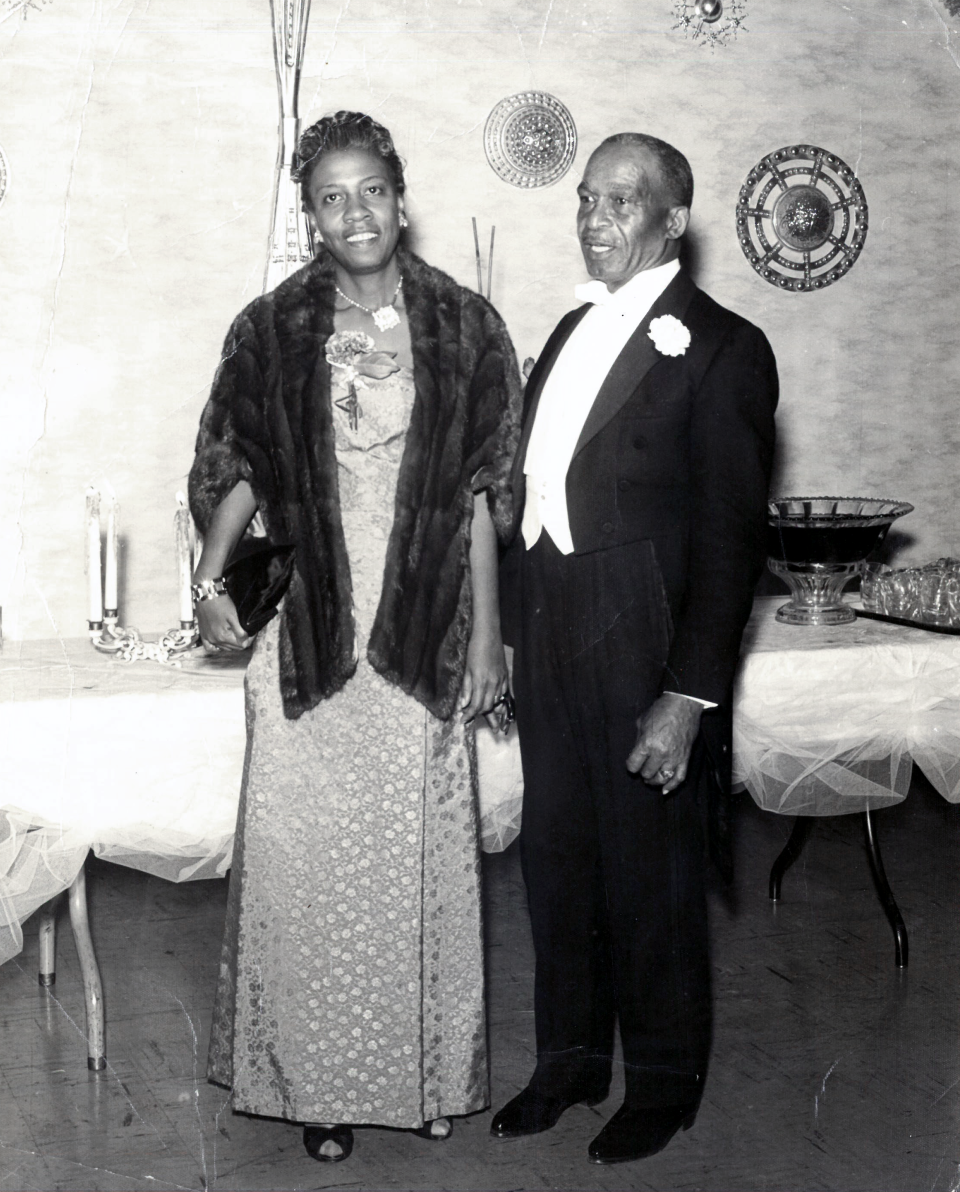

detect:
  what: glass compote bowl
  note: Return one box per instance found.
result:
[767,497,914,625]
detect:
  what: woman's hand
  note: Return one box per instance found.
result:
[190,481,258,653]
[459,627,509,725]
[195,594,252,653]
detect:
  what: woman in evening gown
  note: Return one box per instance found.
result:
[188,111,521,1162]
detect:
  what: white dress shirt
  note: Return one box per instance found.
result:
[522,259,680,555]
[521,259,715,710]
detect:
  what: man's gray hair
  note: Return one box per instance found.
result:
[598,133,694,210]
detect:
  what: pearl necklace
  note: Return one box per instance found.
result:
[334,275,403,332]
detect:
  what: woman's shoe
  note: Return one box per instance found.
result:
[411,1117,453,1141]
[303,1123,354,1162]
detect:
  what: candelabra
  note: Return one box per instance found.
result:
[85,487,202,666]
[87,617,199,665]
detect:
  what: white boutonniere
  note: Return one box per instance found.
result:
[647,315,691,357]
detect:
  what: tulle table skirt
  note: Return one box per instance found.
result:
[733,597,960,816]
[0,638,522,967]
[0,639,247,965]
[5,602,957,965]
[478,599,960,827]
[481,599,960,830]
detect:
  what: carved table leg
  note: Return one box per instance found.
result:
[863,809,908,968]
[38,896,59,987]
[67,864,106,1070]
[768,816,815,902]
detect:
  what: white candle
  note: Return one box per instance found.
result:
[191,520,203,583]
[103,488,118,615]
[85,486,103,624]
[175,492,194,624]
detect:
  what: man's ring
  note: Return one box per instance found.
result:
[659,768,675,781]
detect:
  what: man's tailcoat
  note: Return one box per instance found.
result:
[502,269,778,1107]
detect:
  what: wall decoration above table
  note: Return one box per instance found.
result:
[483,92,577,189]
[673,0,747,48]
[264,0,314,292]
[736,145,868,292]
[2,0,52,21]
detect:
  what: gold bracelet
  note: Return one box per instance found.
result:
[191,577,228,604]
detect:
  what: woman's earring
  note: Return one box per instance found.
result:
[399,213,409,229]
[304,209,322,244]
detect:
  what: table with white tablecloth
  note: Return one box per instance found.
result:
[0,639,523,961]
[0,640,248,963]
[488,599,960,829]
[733,597,960,815]
[733,597,960,968]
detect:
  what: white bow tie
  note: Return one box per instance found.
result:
[574,279,618,307]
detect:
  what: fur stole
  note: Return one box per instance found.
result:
[189,248,522,720]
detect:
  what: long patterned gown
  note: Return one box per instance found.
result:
[207,359,488,1128]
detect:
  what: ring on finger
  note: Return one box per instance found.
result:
[659,767,675,780]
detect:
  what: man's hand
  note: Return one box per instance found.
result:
[626,693,703,795]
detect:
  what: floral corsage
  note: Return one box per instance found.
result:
[324,330,401,430]
[647,315,691,358]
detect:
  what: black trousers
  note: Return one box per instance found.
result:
[513,533,711,1109]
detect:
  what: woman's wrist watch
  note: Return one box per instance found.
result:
[191,577,228,604]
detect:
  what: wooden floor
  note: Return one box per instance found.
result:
[1,779,958,1192]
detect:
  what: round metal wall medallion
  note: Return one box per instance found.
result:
[736,145,868,292]
[484,92,577,189]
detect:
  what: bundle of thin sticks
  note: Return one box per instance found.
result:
[472,217,496,300]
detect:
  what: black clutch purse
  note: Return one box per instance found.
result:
[223,540,296,636]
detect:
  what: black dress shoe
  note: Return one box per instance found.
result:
[491,1083,607,1139]
[588,1103,696,1164]
[303,1123,354,1162]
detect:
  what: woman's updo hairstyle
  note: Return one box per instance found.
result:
[293,110,406,196]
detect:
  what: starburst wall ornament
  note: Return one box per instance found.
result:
[2,0,52,21]
[673,0,747,48]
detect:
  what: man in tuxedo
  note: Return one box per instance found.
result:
[492,133,778,1164]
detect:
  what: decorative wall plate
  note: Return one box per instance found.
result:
[483,92,577,189]
[736,145,868,292]
[0,144,8,211]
